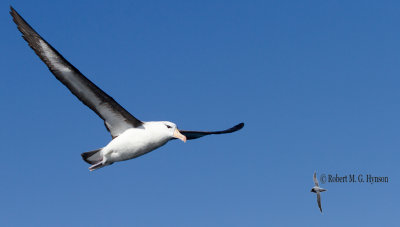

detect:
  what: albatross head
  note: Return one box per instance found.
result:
[148,121,187,142]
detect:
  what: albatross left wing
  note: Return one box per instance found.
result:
[10,7,142,139]
[179,123,244,140]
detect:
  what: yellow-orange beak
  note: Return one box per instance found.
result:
[173,129,187,142]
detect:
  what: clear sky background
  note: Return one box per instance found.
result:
[1,0,399,226]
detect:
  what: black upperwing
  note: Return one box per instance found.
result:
[179,123,244,140]
[10,7,143,139]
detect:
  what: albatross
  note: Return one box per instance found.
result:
[311,172,327,213]
[10,7,244,171]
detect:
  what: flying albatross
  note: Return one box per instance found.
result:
[310,172,327,213]
[10,7,244,171]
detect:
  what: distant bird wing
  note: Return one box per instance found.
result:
[179,123,244,140]
[317,192,322,213]
[313,172,319,187]
[10,7,143,139]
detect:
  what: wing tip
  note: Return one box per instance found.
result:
[10,6,17,18]
[233,122,245,131]
[10,6,20,19]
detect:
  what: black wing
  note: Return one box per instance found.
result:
[180,123,244,140]
[317,192,322,213]
[10,7,143,138]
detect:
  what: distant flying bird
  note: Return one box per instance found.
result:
[10,7,244,171]
[310,172,327,213]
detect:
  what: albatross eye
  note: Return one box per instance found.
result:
[165,124,172,129]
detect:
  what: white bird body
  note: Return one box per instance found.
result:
[102,122,173,163]
[311,186,326,193]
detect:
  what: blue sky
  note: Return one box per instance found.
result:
[1,0,399,226]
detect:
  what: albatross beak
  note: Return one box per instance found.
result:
[173,129,187,142]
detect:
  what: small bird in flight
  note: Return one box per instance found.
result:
[10,7,244,171]
[311,172,327,213]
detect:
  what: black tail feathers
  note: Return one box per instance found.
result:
[81,149,102,165]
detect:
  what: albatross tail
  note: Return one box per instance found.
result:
[81,148,103,165]
[81,149,110,171]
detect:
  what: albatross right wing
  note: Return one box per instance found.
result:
[10,7,142,139]
[313,172,319,187]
